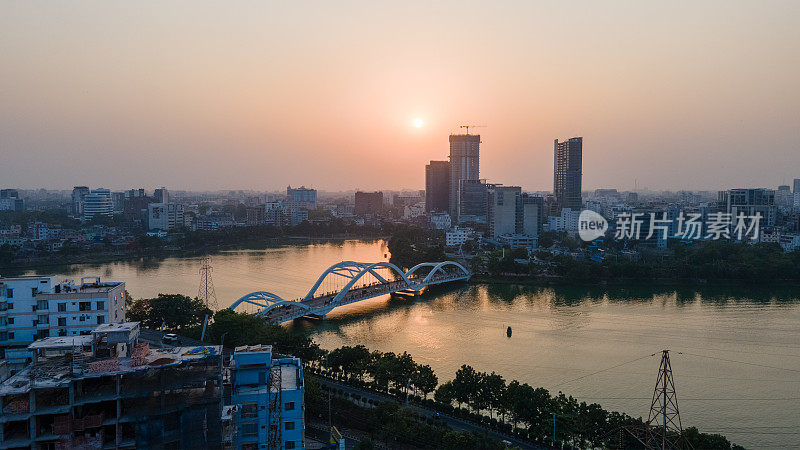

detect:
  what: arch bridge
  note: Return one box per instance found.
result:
[229,261,470,323]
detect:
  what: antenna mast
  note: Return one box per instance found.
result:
[198,256,218,310]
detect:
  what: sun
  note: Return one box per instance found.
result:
[412,118,424,128]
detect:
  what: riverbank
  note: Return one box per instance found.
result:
[469,273,800,288]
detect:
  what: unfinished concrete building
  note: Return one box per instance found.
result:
[0,322,223,449]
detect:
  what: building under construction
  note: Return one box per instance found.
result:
[0,322,223,449]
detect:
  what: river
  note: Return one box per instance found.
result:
[20,240,800,449]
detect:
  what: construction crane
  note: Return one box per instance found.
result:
[459,124,486,135]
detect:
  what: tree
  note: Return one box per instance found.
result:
[451,365,480,410]
[411,364,438,399]
[434,381,456,406]
[127,294,211,331]
[327,345,371,379]
[479,371,506,418]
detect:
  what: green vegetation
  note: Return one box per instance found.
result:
[126,293,212,331]
[387,225,446,270]
[488,240,800,284]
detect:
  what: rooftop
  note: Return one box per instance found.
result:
[28,335,92,351]
[234,344,272,353]
[0,345,221,396]
[92,322,139,334]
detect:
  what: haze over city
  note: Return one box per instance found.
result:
[2,1,799,192]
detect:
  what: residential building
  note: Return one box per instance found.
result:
[794,178,800,194]
[554,137,583,210]
[71,186,90,217]
[448,134,480,218]
[354,191,383,216]
[229,344,305,450]
[429,212,452,230]
[776,185,793,210]
[286,186,317,210]
[148,203,185,231]
[718,188,777,227]
[445,227,473,247]
[0,324,223,449]
[83,189,113,221]
[425,160,450,214]
[0,276,125,372]
[265,202,285,225]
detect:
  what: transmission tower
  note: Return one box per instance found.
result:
[646,350,686,450]
[198,256,218,309]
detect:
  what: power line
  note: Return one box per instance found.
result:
[678,352,800,373]
[198,255,218,310]
[550,353,657,389]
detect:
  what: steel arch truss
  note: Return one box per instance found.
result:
[229,260,470,321]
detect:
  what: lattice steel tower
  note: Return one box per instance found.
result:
[198,256,218,309]
[646,350,686,450]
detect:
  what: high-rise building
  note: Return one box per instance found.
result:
[553,137,583,211]
[83,188,113,221]
[71,186,90,217]
[794,178,800,194]
[488,186,521,237]
[154,186,170,204]
[449,134,480,218]
[425,160,450,214]
[354,191,383,216]
[458,179,489,223]
[0,189,23,212]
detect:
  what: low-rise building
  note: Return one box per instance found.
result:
[148,203,185,231]
[0,276,126,372]
[445,226,473,247]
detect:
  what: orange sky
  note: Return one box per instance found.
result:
[2,1,799,192]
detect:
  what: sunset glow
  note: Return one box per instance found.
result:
[413,118,424,128]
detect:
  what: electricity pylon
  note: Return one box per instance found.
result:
[646,350,687,450]
[198,256,218,310]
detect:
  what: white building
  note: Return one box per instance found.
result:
[498,234,538,250]
[546,208,581,233]
[445,226,473,246]
[0,276,126,372]
[83,188,113,221]
[430,212,452,230]
[148,202,185,231]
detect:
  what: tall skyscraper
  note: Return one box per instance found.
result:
[154,186,170,204]
[425,160,450,214]
[449,134,480,218]
[83,188,113,221]
[794,178,800,194]
[72,186,90,217]
[553,137,583,211]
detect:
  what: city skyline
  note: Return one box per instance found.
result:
[2,2,800,192]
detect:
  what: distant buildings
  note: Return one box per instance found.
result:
[285,186,317,210]
[229,344,305,450]
[0,189,24,211]
[83,189,113,221]
[429,212,452,230]
[425,160,450,214]
[71,186,90,217]
[147,202,185,231]
[553,137,583,211]
[445,226,474,246]
[487,186,540,248]
[457,179,489,223]
[719,188,777,227]
[354,191,383,216]
[153,186,170,204]
[0,276,126,371]
[448,134,481,219]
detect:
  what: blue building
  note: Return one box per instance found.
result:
[230,345,305,450]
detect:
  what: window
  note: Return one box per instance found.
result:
[96,301,105,310]
[284,421,295,431]
[58,317,66,326]
[8,332,14,339]
[241,403,258,419]
[78,302,91,311]
[79,315,85,322]
[6,288,12,299]
[284,402,295,411]
[285,441,296,449]
[8,317,14,325]
[97,316,105,325]
[258,371,266,385]
[7,302,12,310]
[31,287,37,296]
[241,422,258,436]
[57,303,66,312]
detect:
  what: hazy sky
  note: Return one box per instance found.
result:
[2,1,799,192]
